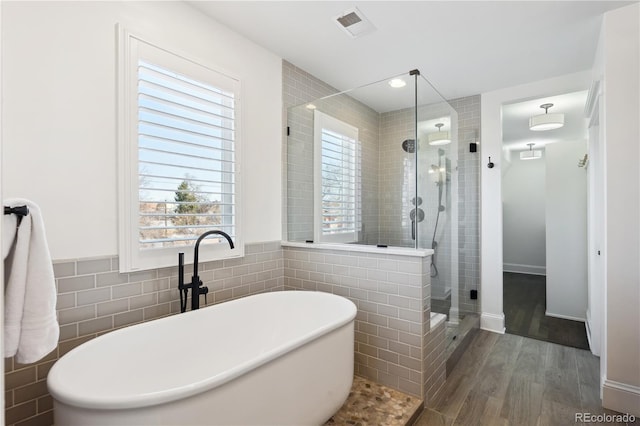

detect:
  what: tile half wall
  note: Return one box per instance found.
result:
[283,244,445,400]
[4,241,283,426]
[5,241,445,426]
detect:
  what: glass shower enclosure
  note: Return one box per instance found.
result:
[286,69,476,334]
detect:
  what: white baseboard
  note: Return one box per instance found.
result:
[585,316,601,356]
[480,312,505,334]
[603,379,640,417]
[503,263,546,275]
[448,307,460,325]
[585,320,595,355]
[545,310,586,322]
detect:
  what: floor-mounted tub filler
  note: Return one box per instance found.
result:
[48,291,357,425]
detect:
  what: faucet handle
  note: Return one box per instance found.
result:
[201,286,209,306]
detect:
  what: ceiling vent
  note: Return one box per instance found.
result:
[334,7,376,38]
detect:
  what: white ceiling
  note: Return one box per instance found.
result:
[187,1,630,150]
[187,0,632,101]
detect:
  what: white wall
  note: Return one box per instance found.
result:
[0,1,4,418]
[545,140,587,321]
[502,150,546,275]
[597,3,640,416]
[480,70,590,333]
[1,2,282,260]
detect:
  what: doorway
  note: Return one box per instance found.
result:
[500,91,589,349]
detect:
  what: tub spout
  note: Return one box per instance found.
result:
[178,230,234,313]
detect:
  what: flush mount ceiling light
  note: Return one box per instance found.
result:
[306,103,317,110]
[388,78,406,88]
[520,143,543,160]
[428,123,451,146]
[333,7,376,38]
[529,103,564,131]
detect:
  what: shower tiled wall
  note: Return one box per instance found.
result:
[378,108,415,247]
[283,245,445,401]
[283,61,380,244]
[4,242,284,426]
[283,62,337,243]
[449,95,481,316]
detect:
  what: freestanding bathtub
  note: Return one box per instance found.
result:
[48,291,357,425]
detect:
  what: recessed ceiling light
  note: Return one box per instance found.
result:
[388,79,406,88]
[306,104,317,110]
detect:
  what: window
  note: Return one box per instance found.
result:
[313,111,361,243]
[118,26,242,272]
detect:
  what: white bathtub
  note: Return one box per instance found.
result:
[48,291,357,425]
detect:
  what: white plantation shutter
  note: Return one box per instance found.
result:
[314,110,361,243]
[118,27,242,271]
[137,60,235,248]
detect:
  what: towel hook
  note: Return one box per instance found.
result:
[4,205,29,227]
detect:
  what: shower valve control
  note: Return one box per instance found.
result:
[410,208,425,240]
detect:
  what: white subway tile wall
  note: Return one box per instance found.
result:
[4,241,284,426]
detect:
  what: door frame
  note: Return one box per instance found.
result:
[479,70,592,334]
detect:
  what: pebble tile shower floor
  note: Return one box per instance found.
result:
[326,375,423,426]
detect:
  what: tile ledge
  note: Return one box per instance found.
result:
[281,241,433,257]
[430,312,447,331]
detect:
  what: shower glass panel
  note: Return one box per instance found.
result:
[286,70,469,325]
[286,73,418,246]
[416,77,459,323]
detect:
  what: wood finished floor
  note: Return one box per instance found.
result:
[503,272,589,349]
[415,330,638,426]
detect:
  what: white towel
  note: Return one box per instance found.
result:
[4,199,59,364]
[3,213,18,260]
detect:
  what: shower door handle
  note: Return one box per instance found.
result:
[411,219,416,240]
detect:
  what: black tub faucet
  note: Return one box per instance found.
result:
[178,230,235,313]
